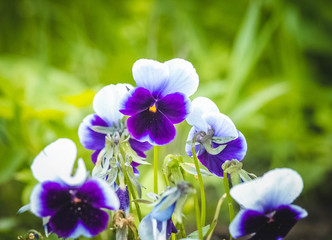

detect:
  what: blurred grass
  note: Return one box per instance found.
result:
[1,0,332,239]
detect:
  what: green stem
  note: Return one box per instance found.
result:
[223,171,235,239]
[194,193,203,240]
[179,223,186,238]
[154,146,159,194]
[192,146,206,228]
[206,193,226,240]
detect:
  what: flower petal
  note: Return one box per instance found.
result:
[127,110,176,145]
[132,59,169,96]
[138,214,154,240]
[186,97,219,132]
[30,181,71,217]
[120,87,155,116]
[185,127,200,157]
[230,168,304,212]
[116,186,130,216]
[229,209,267,238]
[129,138,153,158]
[31,138,85,184]
[93,84,132,127]
[78,114,107,150]
[158,92,191,124]
[163,58,199,97]
[203,112,238,138]
[76,178,120,210]
[91,149,102,164]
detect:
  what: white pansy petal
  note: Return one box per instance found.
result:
[231,168,304,212]
[203,112,238,138]
[93,84,133,127]
[59,158,87,186]
[132,59,169,95]
[31,138,77,183]
[163,58,199,97]
[186,97,219,132]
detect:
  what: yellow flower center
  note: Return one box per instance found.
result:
[149,104,157,113]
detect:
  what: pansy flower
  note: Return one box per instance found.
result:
[185,97,247,177]
[78,83,152,170]
[229,168,308,240]
[30,138,120,238]
[120,58,199,145]
[138,181,193,240]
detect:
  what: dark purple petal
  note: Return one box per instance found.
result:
[33,181,71,217]
[198,131,247,177]
[166,219,178,239]
[129,138,153,158]
[49,203,108,238]
[91,149,102,164]
[158,92,190,124]
[250,205,303,240]
[120,87,155,116]
[127,110,176,145]
[78,114,108,150]
[116,186,130,215]
[76,179,118,210]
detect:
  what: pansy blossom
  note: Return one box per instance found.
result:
[185,97,247,177]
[30,138,120,238]
[120,58,199,145]
[229,168,307,240]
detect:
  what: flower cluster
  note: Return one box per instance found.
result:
[21,58,307,240]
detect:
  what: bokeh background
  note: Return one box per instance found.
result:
[1,0,332,239]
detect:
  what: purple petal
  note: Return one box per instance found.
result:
[76,178,119,210]
[91,149,102,164]
[120,87,155,116]
[229,209,267,238]
[127,110,176,145]
[116,186,130,215]
[30,181,71,217]
[166,219,178,239]
[78,114,108,150]
[158,92,191,124]
[129,138,153,158]
[197,131,247,177]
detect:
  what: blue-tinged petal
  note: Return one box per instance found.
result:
[197,149,224,177]
[138,214,154,240]
[186,97,219,132]
[30,182,71,217]
[163,58,199,97]
[203,112,238,138]
[77,178,119,210]
[78,114,108,150]
[31,138,85,184]
[127,110,176,145]
[91,149,102,164]
[120,87,155,116]
[151,201,176,222]
[230,168,304,212]
[185,127,199,157]
[166,219,178,239]
[93,84,132,127]
[158,92,191,124]
[116,186,130,216]
[129,138,153,158]
[132,59,169,97]
[288,204,308,219]
[229,209,267,238]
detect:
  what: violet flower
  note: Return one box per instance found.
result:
[30,138,120,238]
[185,97,247,177]
[78,83,152,167]
[229,168,307,240]
[120,58,199,145]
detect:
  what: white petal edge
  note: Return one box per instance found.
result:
[230,168,304,212]
[163,58,199,97]
[138,214,154,240]
[186,97,219,132]
[92,178,120,210]
[203,112,238,138]
[229,209,252,238]
[30,183,43,217]
[132,59,169,95]
[60,158,87,186]
[69,221,94,239]
[31,138,78,183]
[93,83,133,127]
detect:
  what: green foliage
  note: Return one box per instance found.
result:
[1,0,332,239]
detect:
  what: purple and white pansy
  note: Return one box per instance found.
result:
[78,83,152,168]
[185,97,247,177]
[30,138,120,238]
[229,168,307,240]
[120,58,199,145]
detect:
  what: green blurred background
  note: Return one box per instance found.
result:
[1,0,332,239]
